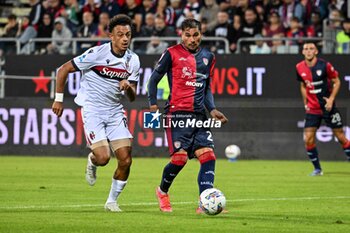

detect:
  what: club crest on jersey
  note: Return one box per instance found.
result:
[89,131,95,140]
[316,70,322,76]
[106,59,110,64]
[203,58,208,66]
[174,141,181,149]
[181,67,193,79]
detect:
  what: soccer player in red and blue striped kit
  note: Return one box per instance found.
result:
[148,18,228,213]
[296,42,350,176]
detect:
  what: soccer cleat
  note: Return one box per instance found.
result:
[85,153,97,186]
[155,187,172,212]
[104,202,122,212]
[310,169,323,176]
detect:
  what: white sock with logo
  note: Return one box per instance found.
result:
[106,179,127,203]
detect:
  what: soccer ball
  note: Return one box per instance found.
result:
[199,188,226,215]
[225,144,241,159]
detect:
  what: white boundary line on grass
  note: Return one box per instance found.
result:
[0,196,349,210]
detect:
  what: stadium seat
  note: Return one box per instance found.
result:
[11,7,31,17]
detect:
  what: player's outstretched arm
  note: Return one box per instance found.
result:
[52,60,77,117]
[120,80,136,102]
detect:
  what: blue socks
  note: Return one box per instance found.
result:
[306,145,321,170]
[160,163,184,193]
[198,159,216,194]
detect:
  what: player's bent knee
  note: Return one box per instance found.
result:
[197,150,216,164]
[91,140,110,166]
[304,138,315,147]
[303,134,315,146]
[94,153,110,166]
[170,152,188,166]
[119,156,132,169]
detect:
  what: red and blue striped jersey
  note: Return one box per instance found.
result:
[296,58,339,115]
[148,44,216,113]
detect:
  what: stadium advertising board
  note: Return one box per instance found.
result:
[1,55,349,160]
[0,98,348,160]
[3,55,350,98]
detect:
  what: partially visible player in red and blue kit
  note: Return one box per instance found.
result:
[148,18,228,213]
[296,42,350,176]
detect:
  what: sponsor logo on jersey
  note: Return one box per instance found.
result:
[305,80,323,89]
[93,66,130,79]
[185,81,203,87]
[309,89,322,94]
[179,57,187,61]
[305,80,313,88]
[301,72,306,77]
[311,80,323,86]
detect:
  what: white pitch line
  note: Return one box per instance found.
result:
[0,196,349,210]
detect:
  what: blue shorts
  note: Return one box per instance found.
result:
[304,107,343,129]
[165,111,214,158]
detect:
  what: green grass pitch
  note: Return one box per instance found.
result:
[0,156,349,233]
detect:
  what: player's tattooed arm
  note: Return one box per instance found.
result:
[120,80,136,102]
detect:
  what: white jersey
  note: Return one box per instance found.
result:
[72,42,140,113]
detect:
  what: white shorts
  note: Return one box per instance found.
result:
[81,108,133,146]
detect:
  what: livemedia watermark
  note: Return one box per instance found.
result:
[143,110,222,129]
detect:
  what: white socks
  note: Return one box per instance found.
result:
[106,179,127,203]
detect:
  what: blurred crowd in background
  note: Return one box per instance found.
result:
[0,0,349,56]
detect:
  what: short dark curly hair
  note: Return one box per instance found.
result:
[181,18,201,32]
[109,14,133,33]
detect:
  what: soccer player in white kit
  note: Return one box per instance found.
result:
[52,15,140,212]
